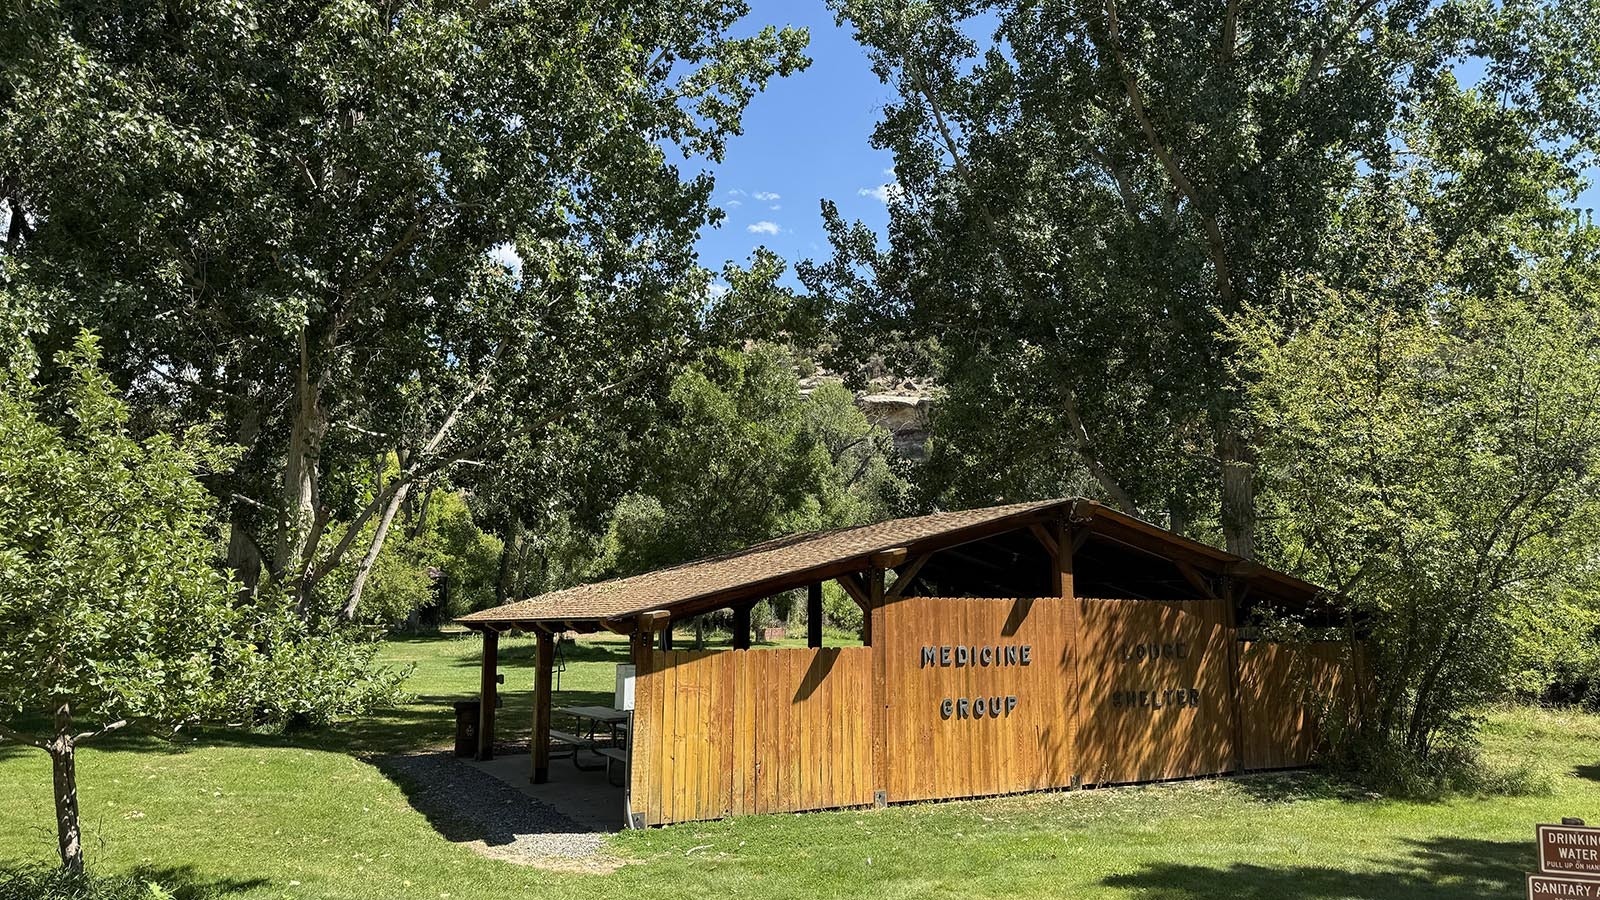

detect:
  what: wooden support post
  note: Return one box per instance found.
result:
[476,630,498,762]
[1061,518,1081,787]
[660,625,674,651]
[1060,520,1075,601]
[807,582,823,648]
[1222,577,1246,773]
[732,604,751,650]
[869,567,888,807]
[628,632,654,829]
[532,631,554,783]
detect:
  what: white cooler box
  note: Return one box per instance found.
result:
[614,664,635,711]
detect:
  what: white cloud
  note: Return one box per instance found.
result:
[753,191,781,201]
[727,189,747,197]
[747,220,781,235]
[726,199,742,207]
[707,282,731,300]
[859,183,903,204]
[769,203,781,211]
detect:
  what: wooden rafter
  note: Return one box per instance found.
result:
[1028,523,1059,558]
[884,553,931,602]
[1175,561,1217,599]
[837,572,871,609]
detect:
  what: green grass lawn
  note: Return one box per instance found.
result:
[1,631,1595,899]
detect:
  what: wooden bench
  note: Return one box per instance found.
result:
[597,747,628,786]
[549,728,597,750]
[550,729,607,770]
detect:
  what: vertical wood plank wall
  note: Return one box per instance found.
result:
[1238,641,1357,770]
[628,599,1353,825]
[631,647,873,826]
[1075,598,1237,785]
[878,597,1078,802]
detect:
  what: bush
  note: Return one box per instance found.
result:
[0,867,173,900]
[822,581,862,631]
[1322,723,1553,800]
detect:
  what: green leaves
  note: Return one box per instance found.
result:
[0,330,234,733]
[0,327,403,743]
[1234,222,1600,764]
[809,0,1600,545]
[1,0,810,609]
[595,344,908,577]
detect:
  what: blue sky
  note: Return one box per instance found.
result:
[694,2,895,288]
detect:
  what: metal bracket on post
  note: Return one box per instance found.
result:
[1071,774,1083,790]
[629,812,646,830]
[873,790,888,809]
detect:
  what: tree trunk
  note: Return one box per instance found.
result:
[495,518,524,606]
[49,707,82,874]
[226,516,263,593]
[1216,421,1256,560]
[408,479,436,540]
[279,327,329,611]
[342,480,412,622]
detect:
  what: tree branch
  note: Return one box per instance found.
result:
[73,719,129,744]
[0,722,48,750]
[1297,0,1382,100]
[1100,0,1235,305]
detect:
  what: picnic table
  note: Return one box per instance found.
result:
[552,705,630,781]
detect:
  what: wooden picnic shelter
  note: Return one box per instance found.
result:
[457,498,1355,828]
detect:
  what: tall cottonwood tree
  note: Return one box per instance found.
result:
[1,0,808,616]
[803,0,1600,555]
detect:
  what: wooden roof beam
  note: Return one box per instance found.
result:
[1028,523,1059,558]
[884,553,931,602]
[836,572,870,610]
[1175,561,1218,599]
[870,547,910,569]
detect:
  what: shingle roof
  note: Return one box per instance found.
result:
[456,497,1334,630]
[458,499,1068,628]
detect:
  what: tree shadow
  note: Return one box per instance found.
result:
[137,865,271,899]
[1571,763,1600,782]
[1102,835,1525,900]
[0,865,270,900]
[1227,769,1381,804]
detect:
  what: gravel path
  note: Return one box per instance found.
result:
[377,751,612,864]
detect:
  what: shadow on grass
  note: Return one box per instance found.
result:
[1228,770,1380,804]
[1102,836,1524,900]
[1572,763,1600,783]
[460,636,633,668]
[139,865,272,900]
[0,864,270,900]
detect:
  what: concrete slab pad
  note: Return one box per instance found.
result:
[464,751,626,833]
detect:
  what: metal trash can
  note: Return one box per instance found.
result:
[453,700,480,757]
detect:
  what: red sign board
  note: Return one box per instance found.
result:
[1530,873,1600,899]
[1541,824,1600,876]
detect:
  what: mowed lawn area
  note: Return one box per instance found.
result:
[1,631,1595,899]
